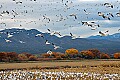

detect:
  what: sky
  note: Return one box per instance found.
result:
[0,0,120,38]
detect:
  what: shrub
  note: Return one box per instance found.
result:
[100,53,110,59]
[80,50,94,59]
[114,53,120,59]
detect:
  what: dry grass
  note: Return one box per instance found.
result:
[0,60,120,74]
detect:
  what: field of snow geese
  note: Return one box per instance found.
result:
[0,60,120,80]
[0,69,120,80]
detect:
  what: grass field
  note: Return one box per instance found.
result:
[0,60,120,74]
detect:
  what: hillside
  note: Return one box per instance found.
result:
[0,28,120,54]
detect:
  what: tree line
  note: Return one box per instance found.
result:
[0,48,120,62]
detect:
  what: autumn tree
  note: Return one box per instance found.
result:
[88,49,101,58]
[18,54,28,61]
[51,52,65,59]
[114,53,120,59]
[0,52,7,62]
[59,53,66,58]
[100,53,110,59]
[41,53,50,58]
[21,52,32,58]
[29,55,37,61]
[6,52,18,62]
[80,50,94,59]
[65,48,79,58]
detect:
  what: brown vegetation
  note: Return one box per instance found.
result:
[114,52,120,59]
[0,48,119,62]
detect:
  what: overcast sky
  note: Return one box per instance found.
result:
[0,0,120,38]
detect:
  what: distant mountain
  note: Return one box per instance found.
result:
[88,33,120,41]
[0,28,120,54]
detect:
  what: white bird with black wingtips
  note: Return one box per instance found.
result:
[45,40,50,45]
[35,34,44,38]
[69,13,77,19]
[52,43,60,50]
[7,32,13,38]
[70,33,80,39]
[47,50,53,55]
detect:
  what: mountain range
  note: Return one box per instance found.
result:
[0,28,120,54]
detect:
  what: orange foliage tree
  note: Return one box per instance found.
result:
[80,50,94,59]
[65,48,79,58]
[114,53,120,59]
[100,53,110,59]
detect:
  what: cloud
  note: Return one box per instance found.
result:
[0,0,120,38]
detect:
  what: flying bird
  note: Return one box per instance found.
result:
[0,5,2,9]
[16,1,22,4]
[47,50,53,55]
[107,13,114,17]
[52,43,60,50]
[81,21,100,28]
[98,12,110,20]
[118,29,120,31]
[104,3,113,8]
[102,15,110,20]
[116,11,120,17]
[7,33,13,38]
[99,31,109,36]
[98,12,104,16]
[53,32,62,36]
[69,14,77,19]
[35,34,44,38]
[70,33,80,39]
[47,29,61,36]
[45,40,50,45]
[5,39,12,43]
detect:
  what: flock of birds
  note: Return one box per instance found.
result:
[0,0,120,53]
[35,30,61,50]
[0,70,119,80]
[0,0,120,79]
